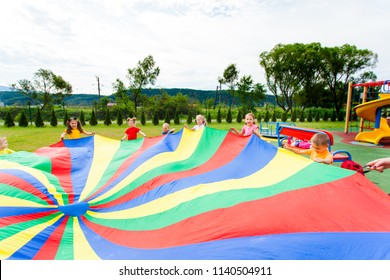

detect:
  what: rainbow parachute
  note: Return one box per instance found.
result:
[1,127,390,260]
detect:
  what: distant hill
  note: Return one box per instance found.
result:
[0,85,12,91]
[0,88,275,107]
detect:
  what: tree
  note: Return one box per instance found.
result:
[236,75,266,112]
[126,55,160,114]
[236,110,243,123]
[117,110,124,125]
[217,108,222,123]
[186,110,192,124]
[152,111,159,125]
[259,43,303,113]
[63,110,69,126]
[80,110,86,126]
[226,107,232,123]
[19,111,29,127]
[35,107,44,127]
[222,64,239,107]
[164,109,170,124]
[90,109,98,126]
[12,69,72,110]
[50,109,58,127]
[174,108,180,125]
[4,111,15,127]
[141,111,146,126]
[318,44,377,115]
[207,111,212,124]
[104,109,112,126]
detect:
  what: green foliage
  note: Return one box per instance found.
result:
[117,110,123,125]
[90,109,98,126]
[19,111,29,127]
[291,110,297,122]
[4,110,15,127]
[315,110,320,122]
[307,109,313,122]
[152,111,159,125]
[257,112,262,123]
[226,108,232,123]
[236,110,243,123]
[207,111,211,124]
[63,110,69,126]
[323,110,329,121]
[264,110,270,122]
[337,111,344,122]
[164,109,170,124]
[331,111,336,122]
[187,110,192,124]
[35,107,44,127]
[50,109,58,127]
[281,111,287,122]
[299,110,305,122]
[271,110,277,122]
[141,111,146,126]
[217,108,222,123]
[104,109,112,126]
[174,109,180,125]
[79,110,86,126]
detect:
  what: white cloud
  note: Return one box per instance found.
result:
[1,0,389,95]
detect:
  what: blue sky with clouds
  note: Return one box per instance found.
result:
[1,0,389,95]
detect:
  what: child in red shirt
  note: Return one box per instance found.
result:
[121,117,146,141]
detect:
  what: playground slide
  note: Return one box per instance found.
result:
[353,94,390,144]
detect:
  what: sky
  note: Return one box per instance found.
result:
[1,0,390,95]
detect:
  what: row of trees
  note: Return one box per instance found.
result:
[10,43,379,119]
[2,105,347,128]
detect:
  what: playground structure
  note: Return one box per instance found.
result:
[259,121,295,138]
[345,80,390,144]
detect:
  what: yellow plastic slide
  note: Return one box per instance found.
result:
[353,94,390,144]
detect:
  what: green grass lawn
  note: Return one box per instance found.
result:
[1,120,389,193]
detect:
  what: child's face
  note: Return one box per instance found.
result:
[245,115,254,125]
[311,143,328,153]
[196,116,204,125]
[163,125,169,132]
[128,119,135,127]
[69,120,78,129]
[0,138,7,150]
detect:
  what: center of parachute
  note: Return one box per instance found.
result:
[58,202,90,216]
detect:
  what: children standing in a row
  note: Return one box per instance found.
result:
[229,113,259,137]
[121,117,146,141]
[60,117,95,140]
[184,114,207,131]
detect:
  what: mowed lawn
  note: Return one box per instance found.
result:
[1,120,389,193]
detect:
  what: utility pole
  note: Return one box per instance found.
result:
[95,75,101,103]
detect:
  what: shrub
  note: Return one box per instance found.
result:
[63,110,69,126]
[35,107,44,127]
[307,109,312,122]
[264,110,270,122]
[4,110,15,127]
[281,111,287,122]
[141,111,146,126]
[80,110,86,126]
[90,109,98,126]
[174,109,180,125]
[217,108,222,123]
[117,110,123,125]
[291,110,297,122]
[226,108,232,123]
[236,110,243,123]
[19,111,29,127]
[315,110,320,122]
[299,110,305,122]
[323,111,329,121]
[152,111,159,125]
[271,110,277,122]
[207,111,211,124]
[50,109,58,127]
[104,109,112,126]
[164,109,170,124]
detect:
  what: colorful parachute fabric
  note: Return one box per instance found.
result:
[1,127,390,260]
